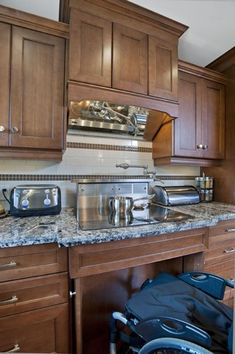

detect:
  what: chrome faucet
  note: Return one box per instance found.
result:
[116,163,148,175]
[115,163,164,183]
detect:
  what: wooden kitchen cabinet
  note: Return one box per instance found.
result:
[0,304,69,353]
[0,244,70,353]
[149,35,178,100]
[0,6,69,160]
[68,0,187,104]
[70,228,207,354]
[0,22,10,148]
[69,9,112,87]
[113,23,148,94]
[204,220,235,307]
[153,61,226,166]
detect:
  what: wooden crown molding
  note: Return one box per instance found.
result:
[69,0,188,37]
[207,47,235,73]
[178,60,227,84]
[0,4,69,38]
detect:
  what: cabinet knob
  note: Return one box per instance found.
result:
[196,144,203,149]
[10,126,19,134]
[0,125,7,133]
[202,144,208,150]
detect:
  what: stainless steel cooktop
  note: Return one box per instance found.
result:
[78,204,192,231]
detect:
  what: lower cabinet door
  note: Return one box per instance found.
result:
[0,304,69,353]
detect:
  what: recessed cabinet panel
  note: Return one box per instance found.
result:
[201,80,225,159]
[149,36,178,100]
[113,23,148,94]
[175,72,202,157]
[0,23,10,147]
[0,304,69,353]
[69,9,112,86]
[10,27,65,149]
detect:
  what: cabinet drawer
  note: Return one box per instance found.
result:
[209,220,235,237]
[0,244,67,282]
[205,232,235,260]
[70,229,207,277]
[204,256,234,280]
[0,304,69,353]
[0,273,68,317]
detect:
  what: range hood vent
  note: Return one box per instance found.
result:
[68,100,174,140]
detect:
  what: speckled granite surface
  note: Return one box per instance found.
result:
[1,202,235,248]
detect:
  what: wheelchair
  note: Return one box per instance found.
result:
[110,272,234,353]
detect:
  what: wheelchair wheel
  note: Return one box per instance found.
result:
[138,338,213,354]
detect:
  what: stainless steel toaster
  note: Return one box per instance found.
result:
[150,185,200,206]
[10,184,61,217]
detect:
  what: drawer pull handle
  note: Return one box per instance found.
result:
[225,228,235,233]
[0,261,17,270]
[224,247,235,254]
[4,344,20,353]
[0,295,18,306]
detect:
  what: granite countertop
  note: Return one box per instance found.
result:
[1,202,235,248]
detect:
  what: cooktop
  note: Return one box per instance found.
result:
[78,204,193,231]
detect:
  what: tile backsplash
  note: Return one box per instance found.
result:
[0,134,200,208]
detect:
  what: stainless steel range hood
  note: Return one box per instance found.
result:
[68,100,174,140]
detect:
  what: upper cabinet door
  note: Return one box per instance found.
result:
[113,24,148,94]
[201,80,225,159]
[149,36,178,101]
[0,22,10,147]
[10,27,65,149]
[69,9,112,87]
[175,71,202,157]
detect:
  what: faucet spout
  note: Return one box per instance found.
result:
[116,163,148,172]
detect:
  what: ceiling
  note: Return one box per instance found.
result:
[0,0,234,66]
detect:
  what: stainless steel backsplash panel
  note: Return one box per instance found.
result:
[76,181,150,222]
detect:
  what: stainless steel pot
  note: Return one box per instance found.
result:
[108,195,154,219]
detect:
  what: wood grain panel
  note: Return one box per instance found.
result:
[175,71,202,157]
[0,244,67,282]
[113,23,147,94]
[69,9,112,86]
[149,36,178,100]
[0,304,69,353]
[0,273,68,317]
[75,259,183,354]
[0,22,10,147]
[10,27,65,149]
[69,229,207,278]
[201,80,225,159]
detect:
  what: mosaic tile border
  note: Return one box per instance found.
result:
[67,142,152,153]
[0,174,197,181]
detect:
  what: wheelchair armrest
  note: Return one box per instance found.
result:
[177,272,234,300]
[134,316,211,349]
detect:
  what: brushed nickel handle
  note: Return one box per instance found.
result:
[10,127,19,134]
[69,291,76,298]
[196,144,203,149]
[224,247,235,254]
[225,228,235,233]
[4,344,20,353]
[202,144,208,150]
[0,295,18,306]
[0,261,17,270]
[0,125,7,133]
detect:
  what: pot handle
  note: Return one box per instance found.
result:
[133,194,155,202]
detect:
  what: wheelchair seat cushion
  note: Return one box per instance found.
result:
[125,272,233,353]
